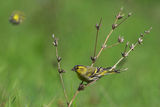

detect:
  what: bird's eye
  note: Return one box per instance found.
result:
[76,66,79,69]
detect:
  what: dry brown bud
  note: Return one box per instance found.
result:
[57,56,62,62]
[78,84,85,91]
[140,33,144,37]
[96,24,99,30]
[102,44,107,49]
[118,36,124,43]
[112,24,118,30]
[58,69,66,73]
[52,34,55,39]
[130,44,135,50]
[138,38,143,44]
[117,13,123,20]
[53,39,58,46]
[121,52,128,57]
[128,12,132,17]
[91,56,96,62]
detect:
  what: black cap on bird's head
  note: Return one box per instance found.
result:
[71,65,83,71]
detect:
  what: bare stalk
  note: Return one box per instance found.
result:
[91,8,128,66]
[91,18,102,63]
[68,79,97,107]
[110,27,152,71]
[68,90,79,107]
[106,42,120,49]
[52,36,69,105]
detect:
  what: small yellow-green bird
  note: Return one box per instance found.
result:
[72,65,120,83]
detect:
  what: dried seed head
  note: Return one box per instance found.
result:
[138,38,143,44]
[128,12,132,17]
[91,56,96,62]
[52,34,55,39]
[112,24,118,30]
[57,56,62,62]
[130,44,135,50]
[144,30,150,34]
[53,39,58,46]
[117,13,123,20]
[78,84,85,91]
[118,36,124,43]
[140,33,144,37]
[149,27,152,31]
[145,27,152,34]
[58,69,66,73]
[120,7,124,11]
[121,52,128,57]
[96,24,99,30]
[102,44,107,49]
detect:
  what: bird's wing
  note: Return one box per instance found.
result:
[86,66,97,77]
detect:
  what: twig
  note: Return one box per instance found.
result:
[106,42,120,49]
[68,90,79,107]
[52,35,69,105]
[91,9,132,67]
[91,18,102,63]
[68,80,97,107]
[110,27,152,71]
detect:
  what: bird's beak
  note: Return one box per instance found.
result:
[71,67,75,71]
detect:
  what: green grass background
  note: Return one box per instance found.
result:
[0,0,160,106]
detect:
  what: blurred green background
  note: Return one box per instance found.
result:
[0,0,160,106]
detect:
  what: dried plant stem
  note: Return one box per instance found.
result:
[107,42,120,49]
[96,15,119,58]
[55,45,69,105]
[68,90,79,107]
[91,11,121,67]
[59,74,69,104]
[96,29,114,58]
[90,9,133,67]
[93,18,102,57]
[110,42,138,71]
[110,25,152,71]
[68,80,97,107]
[111,25,152,70]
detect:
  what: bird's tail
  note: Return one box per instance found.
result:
[103,67,128,75]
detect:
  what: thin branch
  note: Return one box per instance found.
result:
[91,8,127,67]
[106,42,120,49]
[68,80,97,107]
[110,42,138,71]
[91,18,102,64]
[52,36,69,105]
[93,18,102,57]
[110,27,152,71]
[68,90,79,107]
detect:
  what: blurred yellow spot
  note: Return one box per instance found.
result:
[9,11,25,25]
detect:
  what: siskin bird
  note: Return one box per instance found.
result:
[72,65,120,83]
[9,11,25,25]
